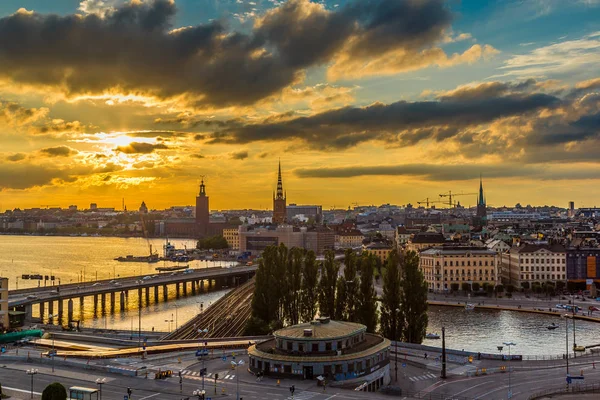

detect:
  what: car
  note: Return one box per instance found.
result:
[109,280,117,284]
[142,276,152,280]
[151,275,158,278]
[596,297,600,302]
[170,272,178,276]
[556,304,565,309]
[26,295,38,300]
[113,282,121,286]
[92,282,102,287]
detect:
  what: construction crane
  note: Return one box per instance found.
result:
[40,205,59,209]
[417,198,446,208]
[439,191,477,208]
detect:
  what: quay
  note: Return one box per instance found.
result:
[8,265,257,324]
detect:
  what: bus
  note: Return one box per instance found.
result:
[68,386,99,400]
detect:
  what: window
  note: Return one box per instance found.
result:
[326,342,332,351]
[335,364,343,374]
[337,341,342,350]
[312,343,319,352]
[485,261,488,266]
[284,365,292,373]
[299,343,304,352]
[287,342,293,351]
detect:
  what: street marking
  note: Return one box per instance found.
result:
[139,393,161,400]
[3,386,42,396]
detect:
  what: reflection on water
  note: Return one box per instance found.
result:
[426,305,600,356]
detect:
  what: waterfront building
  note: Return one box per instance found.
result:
[196,179,209,236]
[0,277,8,329]
[273,161,287,224]
[248,317,390,391]
[239,225,334,255]
[505,243,566,288]
[419,246,499,292]
[566,247,600,293]
[406,232,447,252]
[223,227,240,250]
[363,242,393,263]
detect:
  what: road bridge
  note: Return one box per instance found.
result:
[9,265,257,324]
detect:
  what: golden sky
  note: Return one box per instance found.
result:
[1,0,600,211]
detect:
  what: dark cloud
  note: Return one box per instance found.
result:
[0,163,72,190]
[6,153,26,162]
[0,0,456,107]
[258,152,269,158]
[40,146,78,157]
[114,142,169,154]
[190,154,205,159]
[126,130,189,138]
[207,92,560,149]
[230,150,249,160]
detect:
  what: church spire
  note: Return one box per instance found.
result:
[478,174,485,206]
[276,159,284,200]
[199,177,206,197]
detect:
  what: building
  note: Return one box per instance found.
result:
[223,227,240,250]
[395,226,411,248]
[505,243,566,288]
[363,242,393,263]
[0,277,8,330]
[195,179,210,236]
[419,246,499,292]
[139,201,148,214]
[406,232,446,252]
[89,203,97,210]
[335,230,364,249]
[239,225,334,255]
[273,161,287,224]
[568,201,575,218]
[566,247,600,293]
[248,317,390,391]
[473,177,487,227]
[287,204,322,223]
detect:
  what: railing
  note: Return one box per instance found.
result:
[528,382,600,399]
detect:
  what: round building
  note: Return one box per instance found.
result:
[248,317,390,391]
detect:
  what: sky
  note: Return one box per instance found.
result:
[1,0,600,211]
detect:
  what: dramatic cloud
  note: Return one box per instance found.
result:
[0,163,74,190]
[0,0,495,108]
[0,101,48,126]
[207,90,560,149]
[230,150,249,160]
[6,153,26,162]
[114,142,169,154]
[40,146,79,157]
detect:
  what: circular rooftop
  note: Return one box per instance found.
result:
[275,318,366,340]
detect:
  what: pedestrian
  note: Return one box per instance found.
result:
[424,353,428,359]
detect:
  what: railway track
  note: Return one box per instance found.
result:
[162,279,255,340]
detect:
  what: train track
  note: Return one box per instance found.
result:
[162,279,255,340]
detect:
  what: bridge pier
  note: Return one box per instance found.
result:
[110,292,115,312]
[200,280,204,291]
[67,299,73,324]
[182,281,187,296]
[39,302,45,322]
[163,284,168,301]
[145,287,150,304]
[48,300,54,323]
[175,283,180,298]
[57,299,64,322]
[101,293,106,312]
[191,281,196,295]
[154,286,159,303]
[120,291,126,312]
[208,279,212,290]
[93,294,98,307]
[138,287,142,306]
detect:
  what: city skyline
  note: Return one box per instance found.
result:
[1,0,600,210]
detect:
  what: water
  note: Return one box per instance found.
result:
[425,305,600,356]
[0,235,234,331]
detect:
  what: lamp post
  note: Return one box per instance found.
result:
[502,342,516,399]
[26,369,38,399]
[198,328,209,390]
[136,280,142,349]
[95,378,106,400]
[48,314,56,372]
[231,359,245,400]
[563,314,570,376]
[193,389,206,400]
[164,318,173,332]
[394,307,400,382]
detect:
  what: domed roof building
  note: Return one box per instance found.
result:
[248,317,390,391]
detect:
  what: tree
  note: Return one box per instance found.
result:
[334,277,346,320]
[196,235,228,249]
[472,282,480,292]
[401,251,428,344]
[318,250,339,318]
[336,249,359,321]
[283,247,303,325]
[495,284,504,294]
[450,283,460,292]
[357,254,378,332]
[380,250,403,342]
[506,284,515,294]
[461,282,471,293]
[42,382,67,400]
[300,250,319,322]
[486,284,494,296]
[521,281,530,290]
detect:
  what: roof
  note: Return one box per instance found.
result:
[411,232,446,244]
[396,226,409,234]
[513,243,566,254]
[421,246,496,256]
[275,319,365,340]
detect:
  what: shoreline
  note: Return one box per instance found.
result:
[428,300,600,324]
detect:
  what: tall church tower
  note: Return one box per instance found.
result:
[196,178,209,236]
[273,161,287,224]
[474,176,487,227]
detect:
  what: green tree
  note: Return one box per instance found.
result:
[196,235,229,249]
[336,249,359,321]
[506,284,515,294]
[472,282,480,292]
[380,250,403,342]
[42,382,67,400]
[334,277,346,320]
[461,282,471,293]
[451,283,460,292]
[283,247,303,325]
[300,250,319,322]
[318,250,339,318]
[521,281,530,290]
[401,251,428,344]
[357,254,378,332]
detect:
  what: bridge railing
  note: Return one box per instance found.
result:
[527,382,600,399]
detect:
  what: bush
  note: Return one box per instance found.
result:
[450,283,460,292]
[42,382,67,400]
[472,282,480,292]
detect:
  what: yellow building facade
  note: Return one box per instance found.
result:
[223,227,240,250]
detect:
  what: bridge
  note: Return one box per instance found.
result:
[9,265,257,323]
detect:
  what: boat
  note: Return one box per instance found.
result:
[546,323,559,330]
[574,345,586,352]
[425,333,440,339]
[155,264,190,272]
[465,303,475,310]
[115,254,159,263]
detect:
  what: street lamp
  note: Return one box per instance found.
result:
[48,314,57,372]
[394,307,400,382]
[26,369,38,399]
[136,280,142,349]
[563,314,570,376]
[95,378,106,400]
[198,329,209,390]
[231,359,245,400]
[502,342,516,399]
[193,389,206,400]
[165,318,173,332]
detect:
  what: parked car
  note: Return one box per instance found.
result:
[142,276,152,280]
[26,295,38,300]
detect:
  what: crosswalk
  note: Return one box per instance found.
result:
[285,391,319,400]
[179,370,235,380]
[409,372,438,382]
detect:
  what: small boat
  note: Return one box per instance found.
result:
[547,323,559,330]
[425,333,440,339]
[155,264,189,272]
[465,303,475,310]
[574,345,586,352]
